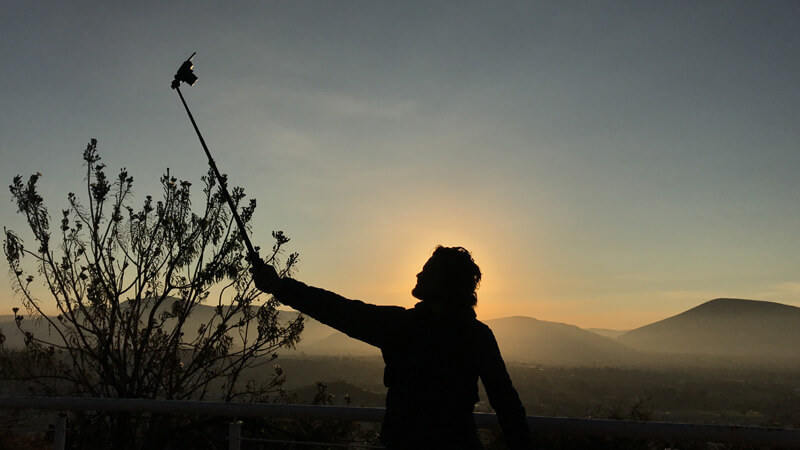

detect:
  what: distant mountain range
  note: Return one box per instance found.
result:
[587,328,629,339]
[3,298,800,366]
[483,316,637,365]
[618,298,800,359]
[292,315,640,364]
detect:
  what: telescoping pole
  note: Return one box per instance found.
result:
[170,53,259,261]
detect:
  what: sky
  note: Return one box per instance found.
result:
[1,1,799,329]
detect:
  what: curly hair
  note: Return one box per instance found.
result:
[430,245,482,309]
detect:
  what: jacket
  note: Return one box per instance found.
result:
[274,278,532,449]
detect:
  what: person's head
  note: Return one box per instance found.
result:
[411,246,482,309]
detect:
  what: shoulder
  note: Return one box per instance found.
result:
[469,319,503,354]
[472,318,494,335]
[453,318,496,349]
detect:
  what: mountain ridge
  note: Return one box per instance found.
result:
[618,298,800,358]
[5,297,800,365]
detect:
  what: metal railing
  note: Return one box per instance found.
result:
[2,397,800,449]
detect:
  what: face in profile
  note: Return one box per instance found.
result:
[412,256,446,302]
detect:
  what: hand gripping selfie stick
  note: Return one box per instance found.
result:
[171,53,260,262]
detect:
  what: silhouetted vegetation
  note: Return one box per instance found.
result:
[1,140,303,449]
[0,404,50,450]
[4,351,800,447]
[236,383,382,450]
[269,356,800,430]
[506,365,800,428]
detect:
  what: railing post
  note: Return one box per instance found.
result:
[53,413,67,450]
[228,420,242,450]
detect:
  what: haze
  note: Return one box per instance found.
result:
[2,1,799,330]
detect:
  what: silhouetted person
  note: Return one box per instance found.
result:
[251,246,532,449]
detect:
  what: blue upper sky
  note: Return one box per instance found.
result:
[2,1,799,328]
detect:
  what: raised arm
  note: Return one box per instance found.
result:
[479,327,533,449]
[250,259,403,348]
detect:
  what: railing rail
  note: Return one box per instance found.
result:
[2,397,800,448]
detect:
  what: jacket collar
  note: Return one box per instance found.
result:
[412,301,477,321]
